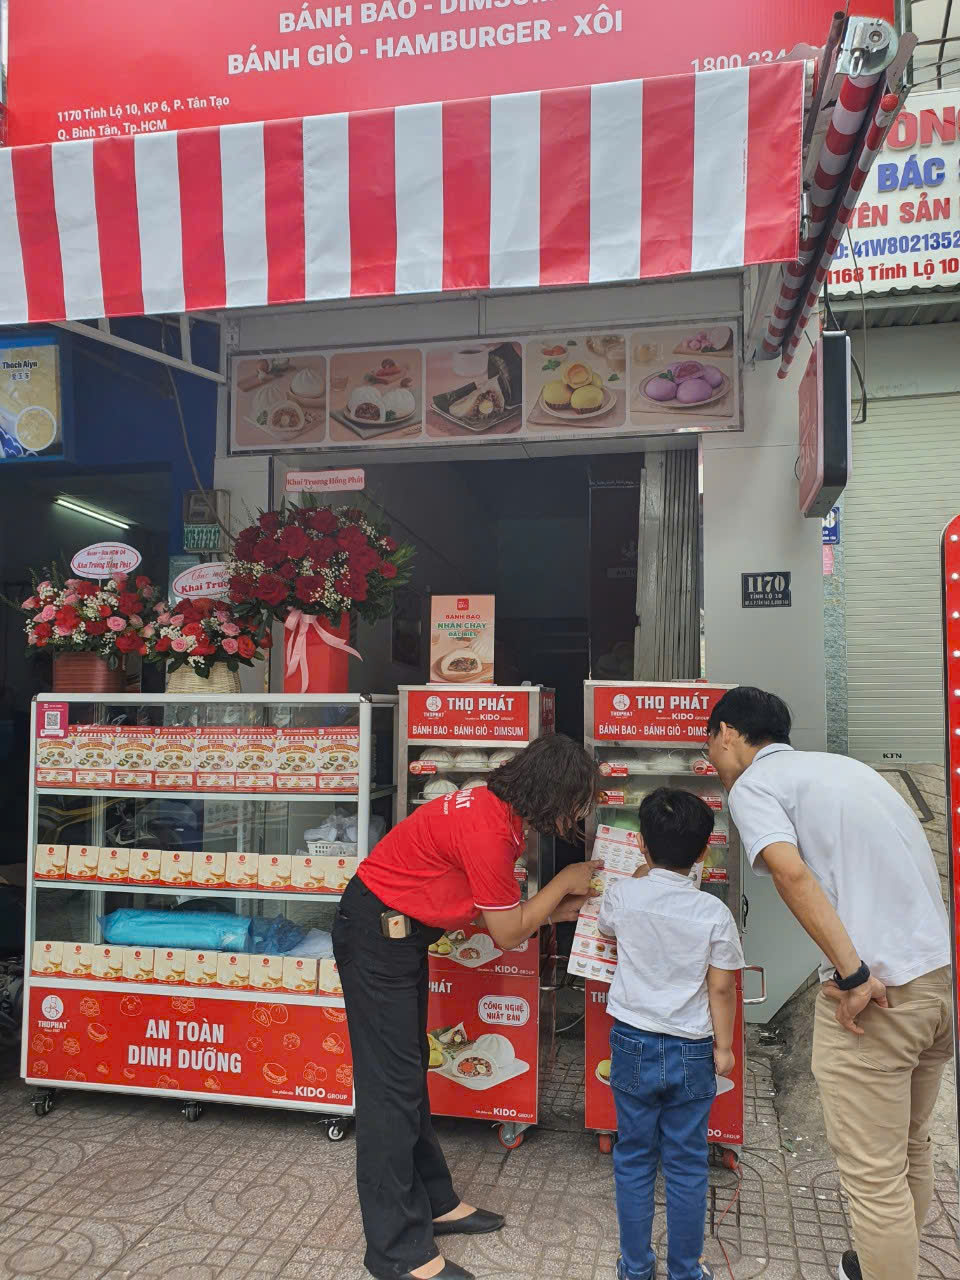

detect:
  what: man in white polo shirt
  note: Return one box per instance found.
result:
[706,687,951,1280]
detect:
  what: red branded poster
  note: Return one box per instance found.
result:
[25,988,353,1108]
[427,967,539,1124]
[7,2,890,147]
[429,931,538,979]
[593,684,726,743]
[584,979,744,1145]
[407,689,530,741]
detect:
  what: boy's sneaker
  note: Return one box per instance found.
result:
[696,1263,714,1280]
[838,1252,862,1280]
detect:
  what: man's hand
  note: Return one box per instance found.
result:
[560,860,603,898]
[550,894,588,923]
[714,1046,735,1077]
[821,975,888,1034]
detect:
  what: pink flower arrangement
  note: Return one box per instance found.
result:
[13,568,158,668]
[147,595,269,679]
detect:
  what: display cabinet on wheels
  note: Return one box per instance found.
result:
[398,684,556,1149]
[580,681,766,1159]
[24,692,397,1138]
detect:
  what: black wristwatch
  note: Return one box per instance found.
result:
[833,962,870,991]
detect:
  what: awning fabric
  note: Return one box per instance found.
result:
[0,61,804,327]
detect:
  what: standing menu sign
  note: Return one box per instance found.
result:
[7,2,891,147]
[941,514,960,1208]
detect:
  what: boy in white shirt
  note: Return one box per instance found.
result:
[598,789,744,1280]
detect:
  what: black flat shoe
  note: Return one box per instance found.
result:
[433,1209,505,1237]
[399,1263,474,1280]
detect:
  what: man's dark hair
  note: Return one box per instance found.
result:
[638,788,714,871]
[706,686,792,746]
[489,734,600,836]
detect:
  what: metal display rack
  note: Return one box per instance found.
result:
[23,692,397,1138]
[398,684,556,1149]
[581,680,765,1157]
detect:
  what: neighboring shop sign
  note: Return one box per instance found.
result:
[822,507,840,545]
[406,689,530,740]
[584,979,744,1145]
[430,595,495,684]
[285,468,365,493]
[0,336,64,462]
[26,987,353,1107]
[592,683,724,741]
[741,572,792,609]
[830,89,960,296]
[7,2,889,147]
[229,323,742,454]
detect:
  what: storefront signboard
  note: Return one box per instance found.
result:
[0,336,64,463]
[171,563,232,600]
[230,324,742,454]
[24,987,353,1107]
[741,571,792,609]
[829,90,960,297]
[592,683,725,742]
[7,2,891,148]
[406,689,530,741]
[70,542,142,579]
[430,595,495,684]
[797,332,851,519]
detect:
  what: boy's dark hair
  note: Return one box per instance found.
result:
[489,733,600,837]
[638,788,714,871]
[706,686,792,746]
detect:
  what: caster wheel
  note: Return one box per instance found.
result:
[497,1125,524,1150]
[183,1102,202,1122]
[33,1097,52,1118]
[598,1133,614,1155]
[327,1123,346,1142]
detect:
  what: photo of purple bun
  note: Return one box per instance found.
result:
[675,376,715,404]
[700,365,725,389]
[644,375,678,402]
[667,360,704,381]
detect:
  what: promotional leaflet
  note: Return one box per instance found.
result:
[26,988,353,1107]
[569,826,646,983]
[430,596,495,684]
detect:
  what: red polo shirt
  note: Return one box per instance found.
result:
[357,786,525,929]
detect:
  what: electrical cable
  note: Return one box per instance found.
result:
[554,1013,585,1035]
[938,0,955,89]
[844,227,869,424]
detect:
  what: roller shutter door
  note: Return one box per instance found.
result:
[844,394,960,763]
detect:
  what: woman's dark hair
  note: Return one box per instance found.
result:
[706,686,792,746]
[638,788,714,871]
[488,734,600,836]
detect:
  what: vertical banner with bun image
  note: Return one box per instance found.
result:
[429,596,495,684]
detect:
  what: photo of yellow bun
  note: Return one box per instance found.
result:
[427,1033,445,1069]
[429,937,454,956]
[560,361,592,388]
[597,1058,611,1083]
[542,380,572,411]
[571,385,605,414]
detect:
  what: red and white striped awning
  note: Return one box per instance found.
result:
[0,60,804,327]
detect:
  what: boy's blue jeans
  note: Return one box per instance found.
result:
[610,1021,717,1280]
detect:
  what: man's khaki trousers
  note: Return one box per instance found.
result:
[811,967,953,1280]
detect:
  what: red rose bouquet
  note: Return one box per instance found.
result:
[228,502,413,627]
[148,596,270,679]
[17,568,158,667]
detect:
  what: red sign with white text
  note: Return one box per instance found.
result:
[593,683,727,741]
[427,966,540,1123]
[25,987,353,1107]
[7,2,891,147]
[584,979,744,1146]
[407,689,531,741]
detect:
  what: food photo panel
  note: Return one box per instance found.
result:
[524,335,628,433]
[630,323,740,432]
[231,354,327,451]
[425,342,523,439]
[329,348,424,444]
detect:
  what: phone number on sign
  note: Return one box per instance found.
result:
[691,49,785,70]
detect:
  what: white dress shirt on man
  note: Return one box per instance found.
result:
[728,744,950,986]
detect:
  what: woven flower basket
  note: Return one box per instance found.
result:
[166,663,242,696]
[53,653,132,694]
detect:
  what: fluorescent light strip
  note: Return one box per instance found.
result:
[54,497,130,530]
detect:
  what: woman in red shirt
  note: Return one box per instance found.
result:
[333,734,600,1280]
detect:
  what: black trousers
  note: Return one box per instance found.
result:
[333,878,459,1279]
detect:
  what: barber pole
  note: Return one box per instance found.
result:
[940,514,960,1213]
